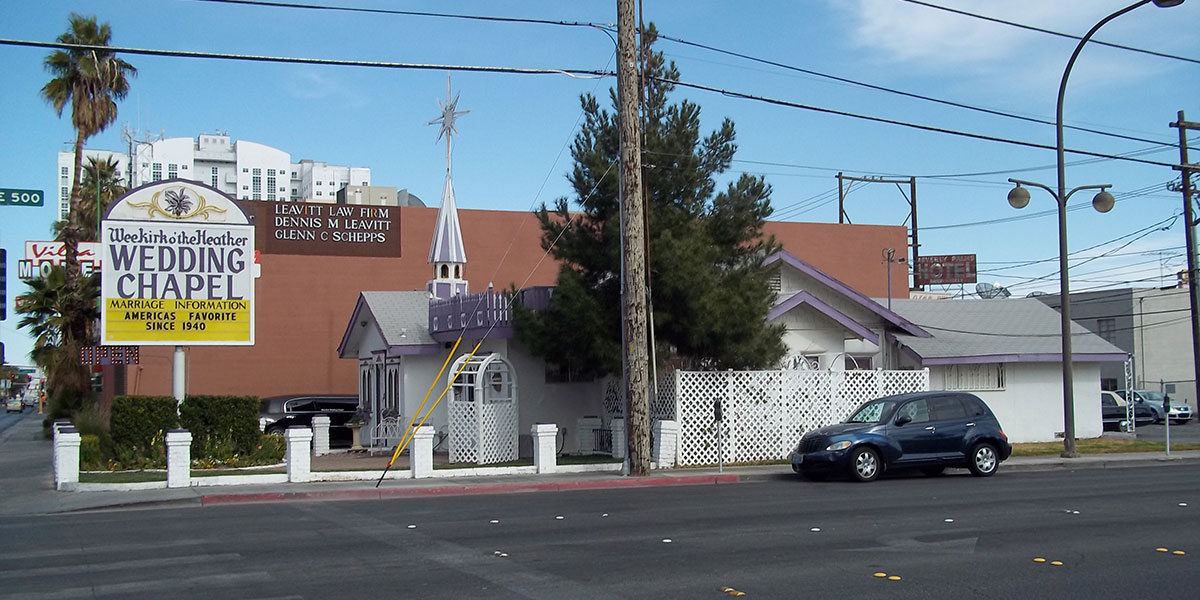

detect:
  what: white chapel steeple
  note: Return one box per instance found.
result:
[427,76,469,300]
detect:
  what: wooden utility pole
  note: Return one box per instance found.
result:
[617,0,650,476]
[1171,111,1200,408]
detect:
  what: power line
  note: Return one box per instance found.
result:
[899,0,1200,65]
[186,0,615,29]
[658,76,1178,170]
[0,38,613,79]
[655,33,1177,150]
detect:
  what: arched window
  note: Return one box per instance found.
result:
[440,264,449,278]
[454,265,461,279]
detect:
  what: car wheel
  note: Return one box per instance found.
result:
[921,467,945,477]
[968,443,999,477]
[267,427,286,438]
[848,447,881,482]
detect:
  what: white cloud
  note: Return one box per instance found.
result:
[283,69,369,109]
[833,0,1184,91]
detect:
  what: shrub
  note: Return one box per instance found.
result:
[110,395,177,467]
[79,434,103,470]
[180,395,263,464]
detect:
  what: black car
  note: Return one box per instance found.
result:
[790,391,1011,482]
[259,395,359,447]
[1101,391,1154,430]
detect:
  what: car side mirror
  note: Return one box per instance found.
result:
[895,415,912,426]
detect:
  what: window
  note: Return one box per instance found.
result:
[242,167,248,173]
[847,355,873,370]
[252,171,262,201]
[61,166,68,176]
[168,163,178,179]
[930,396,968,420]
[1097,318,1116,343]
[942,363,1005,391]
[211,167,219,188]
[896,399,931,424]
[181,165,188,170]
[151,163,162,182]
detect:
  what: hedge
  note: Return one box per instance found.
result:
[179,395,262,460]
[109,395,178,465]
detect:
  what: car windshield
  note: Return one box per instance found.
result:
[1141,391,1166,403]
[846,399,897,424]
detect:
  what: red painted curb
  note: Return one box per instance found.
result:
[200,474,740,506]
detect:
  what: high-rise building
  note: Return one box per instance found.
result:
[55,149,130,221]
[56,133,372,219]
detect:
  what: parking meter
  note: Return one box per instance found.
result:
[714,399,724,422]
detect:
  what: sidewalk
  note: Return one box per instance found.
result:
[2,413,1198,516]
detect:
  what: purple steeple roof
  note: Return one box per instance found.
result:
[429,172,466,264]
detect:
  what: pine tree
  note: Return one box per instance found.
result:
[515,25,785,377]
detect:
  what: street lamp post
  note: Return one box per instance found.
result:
[1007,179,1113,458]
[1007,0,1184,458]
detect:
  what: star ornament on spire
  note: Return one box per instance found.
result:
[427,77,470,144]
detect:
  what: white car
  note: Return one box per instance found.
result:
[1117,390,1192,425]
[5,398,23,413]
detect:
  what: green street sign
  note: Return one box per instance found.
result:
[0,188,44,206]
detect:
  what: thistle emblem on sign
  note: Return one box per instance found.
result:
[128,185,227,220]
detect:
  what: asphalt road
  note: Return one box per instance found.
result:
[1,464,1196,599]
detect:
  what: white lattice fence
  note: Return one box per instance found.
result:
[674,368,929,466]
[448,400,478,463]
[479,399,518,464]
[602,375,676,422]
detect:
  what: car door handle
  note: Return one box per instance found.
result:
[925,426,936,431]
[966,422,976,427]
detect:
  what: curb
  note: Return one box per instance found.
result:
[200,474,740,506]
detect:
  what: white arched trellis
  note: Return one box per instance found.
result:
[447,352,519,464]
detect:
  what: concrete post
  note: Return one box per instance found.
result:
[55,427,81,491]
[652,420,680,468]
[411,425,434,479]
[575,416,601,455]
[285,427,313,483]
[532,423,558,474]
[610,417,626,460]
[165,429,193,489]
[312,415,331,456]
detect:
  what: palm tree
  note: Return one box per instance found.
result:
[41,13,135,339]
[77,155,127,241]
[15,266,100,417]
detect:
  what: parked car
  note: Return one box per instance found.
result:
[789,391,1011,482]
[1115,390,1193,425]
[259,395,359,447]
[5,397,23,413]
[1100,391,1155,430]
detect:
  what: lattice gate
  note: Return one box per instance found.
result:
[447,353,519,465]
[672,369,929,466]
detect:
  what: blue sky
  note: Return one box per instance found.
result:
[1,0,1198,364]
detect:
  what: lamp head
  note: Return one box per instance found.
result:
[1092,189,1115,213]
[1007,185,1031,209]
[1152,0,1185,7]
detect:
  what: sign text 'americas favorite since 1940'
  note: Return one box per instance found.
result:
[101,180,255,345]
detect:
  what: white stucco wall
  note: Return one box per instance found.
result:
[388,338,603,455]
[928,362,1103,444]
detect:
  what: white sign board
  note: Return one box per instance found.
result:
[100,180,255,346]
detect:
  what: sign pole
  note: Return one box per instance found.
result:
[173,346,185,409]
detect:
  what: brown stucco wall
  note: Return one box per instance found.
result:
[129,207,907,398]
